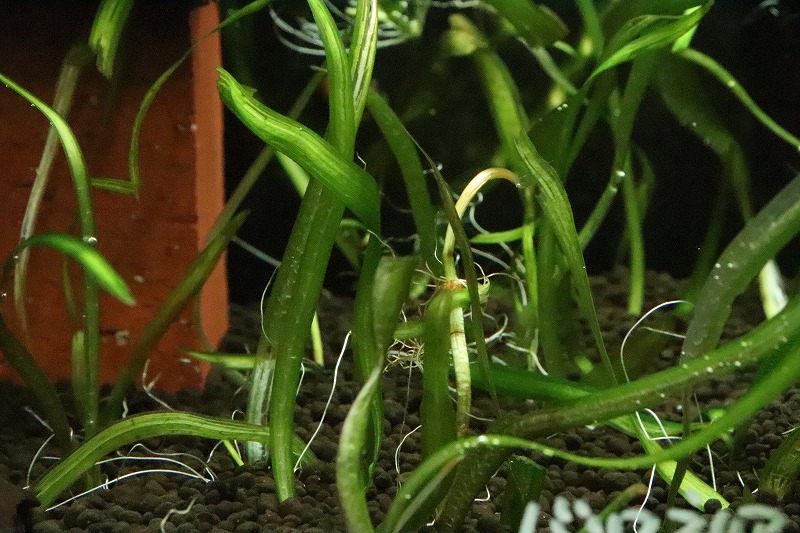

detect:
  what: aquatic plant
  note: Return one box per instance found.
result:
[0,0,317,500]
[212,0,800,529]
[2,0,799,530]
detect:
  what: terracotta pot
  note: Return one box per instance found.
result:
[0,2,226,392]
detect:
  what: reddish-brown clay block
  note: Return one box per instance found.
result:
[0,3,225,392]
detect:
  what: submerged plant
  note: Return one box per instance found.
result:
[3,0,800,530]
[205,1,800,530]
[0,0,320,508]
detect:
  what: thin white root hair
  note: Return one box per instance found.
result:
[270,0,411,56]
[638,326,686,340]
[430,0,480,6]
[295,331,351,472]
[259,267,279,346]
[125,442,215,480]
[467,193,515,260]
[297,361,307,397]
[640,408,671,440]
[394,424,421,480]
[505,340,548,376]
[23,406,63,488]
[23,406,52,431]
[26,433,56,489]
[270,9,327,56]
[620,300,688,383]
[46,468,211,512]
[364,228,397,257]
[386,337,424,371]
[474,484,491,503]
[97,455,212,483]
[140,359,173,411]
[635,466,658,533]
[470,247,512,272]
[161,498,197,533]
[483,314,509,344]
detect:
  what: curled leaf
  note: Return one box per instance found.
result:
[217,68,380,233]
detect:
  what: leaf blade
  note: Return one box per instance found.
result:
[217,68,380,233]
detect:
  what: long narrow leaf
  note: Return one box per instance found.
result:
[349,0,379,124]
[350,252,415,486]
[446,15,529,173]
[589,2,712,82]
[435,292,800,527]
[430,164,496,404]
[761,427,800,499]
[35,412,313,507]
[106,211,249,420]
[253,0,374,501]
[656,54,753,218]
[129,0,276,198]
[365,90,438,274]
[306,0,355,151]
[0,313,74,456]
[682,176,800,359]
[89,0,134,79]
[481,0,568,49]
[217,69,380,233]
[12,233,134,305]
[677,47,800,151]
[0,70,102,437]
[421,289,457,457]
[514,135,614,383]
[0,74,96,245]
[338,364,382,533]
[15,43,94,336]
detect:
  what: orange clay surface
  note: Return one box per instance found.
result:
[0,3,225,392]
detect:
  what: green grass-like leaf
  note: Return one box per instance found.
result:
[366,90,438,274]
[349,0,379,124]
[88,0,134,79]
[247,0,379,502]
[761,426,800,499]
[338,365,382,533]
[0,312,74,456]
[435,265,800,527]
[514,135,614,383]
[217,69,380,233]
[590,2,712,82]
[15,43,94,337]
[656,54,753,218]
[128,0,277,199]
[421,289,458,457]
[182,350,259,370]
[677,47,800,151]
[105,211,249,421]
[683,176,800,360]
[13,233,134,305]
[481,0,568,49]
[0,70,104,437]
[35,412,313,507]
[306,0,355,151]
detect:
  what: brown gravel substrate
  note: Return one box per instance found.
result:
[0,269,798,532]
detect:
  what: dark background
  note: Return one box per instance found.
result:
[222,1,800,304]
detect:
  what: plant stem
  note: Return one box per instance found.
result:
[0,313,73,454]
